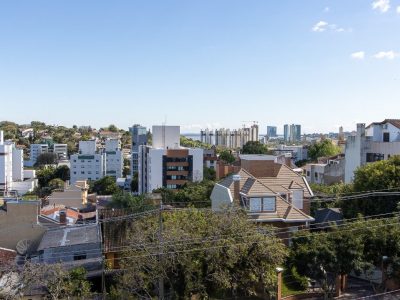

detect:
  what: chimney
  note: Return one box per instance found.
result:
[59,210,67,225]
[232,174,241,202]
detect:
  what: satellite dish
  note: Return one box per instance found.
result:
[16,239,32,255]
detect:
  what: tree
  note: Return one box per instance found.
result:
[1,262,92,300]
[54,165,70,181]
[108,191,153,210]
[169,180,215,207]
[108,124,118,132]
[48,178,65,190]
[242,141,270,154]
[130,172,139,193]
[37,167,57,188]
[341,156,400,217]
[290,225,364,298]
[35,152,58,166]
[308,140,341,161]
[117,209,287,299]
[219,149,236,164]
[203,167,216,181]
[91,176,119,195]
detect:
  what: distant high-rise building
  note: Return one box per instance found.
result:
[284,124,301,143]
[267,126,277,138]
[200,123,259,149]
[129,125,147,176]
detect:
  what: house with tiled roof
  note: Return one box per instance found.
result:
[211,158,314,236]
[345,120,400,182]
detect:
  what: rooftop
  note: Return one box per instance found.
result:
[37,224,101,251]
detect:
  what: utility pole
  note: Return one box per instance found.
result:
[158,198,164,299]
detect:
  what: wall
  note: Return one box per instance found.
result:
[148,148,164,192]
[152,126,180,149]
[345,124,367,183]
[0,201,45,250]
[189,148,204,182]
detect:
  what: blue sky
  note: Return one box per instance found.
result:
[1,0,399,134]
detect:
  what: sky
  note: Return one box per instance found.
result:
[1,0,400,134]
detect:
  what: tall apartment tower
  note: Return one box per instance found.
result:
[284,124,301,143]
[129,125,147,176]
[138,126,203,194]
[267,126,277,138]
[105,139,123,178]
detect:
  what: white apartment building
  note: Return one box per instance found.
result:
[53,144,68,160]
[274,145,308,162]
[70,140,106,184]
[0,131,37,195]
[345,120,400,183]
[105,139,123,178]
[138,126,203,194]
[26,144,49,167]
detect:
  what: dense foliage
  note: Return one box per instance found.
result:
[242,141,270,154]
[219,149,236,164]
[308,139,341,161]
[114,209,287,299]
[180,136,211,149]
[91,176,120,195]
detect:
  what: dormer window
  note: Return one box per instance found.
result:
[249,197,276,212]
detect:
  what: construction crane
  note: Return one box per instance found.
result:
[241,121,259,128]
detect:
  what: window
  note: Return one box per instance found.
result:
[73,253,87,261]
[81,171,85,174]
[383,132,390,142]
[306,171,310,177]
[292,190,304,210]
[262,197,275,211]
[250,198,262,212]
[314,172,318,179]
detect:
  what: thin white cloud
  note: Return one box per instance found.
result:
[312,21,328,32]
[351,51,365,60]
[373,51,399,59]
[372,0,390,13]
[312,21,349,33]
[397,5,400,13]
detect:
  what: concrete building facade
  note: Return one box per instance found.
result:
[345,120,400,183]
[284,124,301,143]
[105,139,123,178]
[129,125,147,176]
[138,126,203,194]
[70,140,106,184]
[1,131,37,195]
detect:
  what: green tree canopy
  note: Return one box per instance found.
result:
[116,209,287,299]
[242,141,270,154]
[308,139,341,161]
[340,156,400,217]
[35,152,58,167]
[219,149,236,164]
[91,176,119,195]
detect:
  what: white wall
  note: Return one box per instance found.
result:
[148,148,164,192]
[152,126,180,149]
[70,153,105,184]
[12,148,24,181]
[79,140,97,155]
[189,148,204,182]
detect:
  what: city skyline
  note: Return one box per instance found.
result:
[1,1,400,132]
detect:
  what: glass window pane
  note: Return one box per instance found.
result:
[263,197,275,211]
[250,198,262,212]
